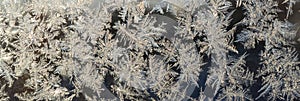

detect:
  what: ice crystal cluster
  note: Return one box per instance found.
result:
[0,0,300,100]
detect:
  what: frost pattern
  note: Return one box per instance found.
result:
[0,0,300,101]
